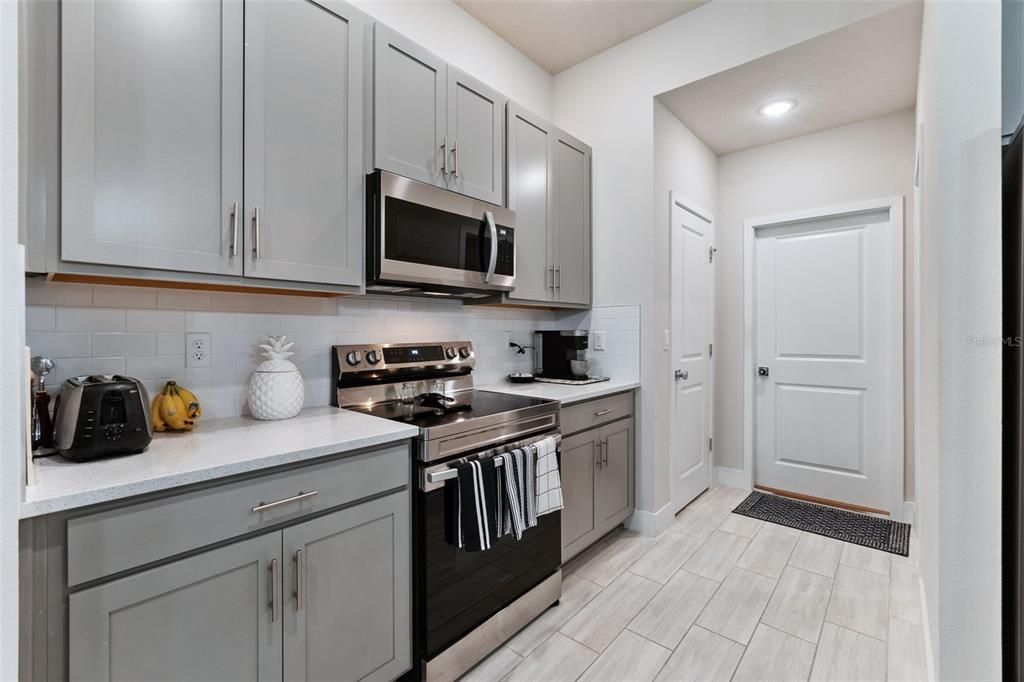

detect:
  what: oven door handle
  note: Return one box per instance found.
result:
[483,211,498,283]
[422,432,561,491]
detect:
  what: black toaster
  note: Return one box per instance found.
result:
[53,375,153,461]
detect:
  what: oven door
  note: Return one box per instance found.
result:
[414,437,561,662]
[368,171,516,293]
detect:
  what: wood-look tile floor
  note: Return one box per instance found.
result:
[461,486,930,682]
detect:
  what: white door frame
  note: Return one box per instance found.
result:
[742,196,906,518]
[669,190,715,508]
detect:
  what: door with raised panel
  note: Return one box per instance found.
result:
[560,430,599,560]
[283,491,411,682]
[596,419,633,533]
[68,534,282,682]
[507,103,554,302]
[446,66,505,204]
[552,131,592,305]
[373,24,447,188]
[244,0,364,285]
[61,0,243,275]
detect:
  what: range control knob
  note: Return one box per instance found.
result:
[366,350,382,365]
[345,350,363,366]
[444,347,457,360]
[458,346,472,359]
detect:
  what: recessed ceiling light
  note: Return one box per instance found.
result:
[758,100,796,117]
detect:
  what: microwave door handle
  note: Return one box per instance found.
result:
[484,211,498,283]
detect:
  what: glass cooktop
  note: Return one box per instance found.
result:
[345,390,555,430]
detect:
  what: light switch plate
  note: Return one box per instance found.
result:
[592,331,606,351]
[185,332,212,368]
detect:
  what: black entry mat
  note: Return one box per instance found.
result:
[733,491,911,557]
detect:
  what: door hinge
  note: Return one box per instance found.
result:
[708,438,713,451]
[709,343,713,358]
[708,246,717,263]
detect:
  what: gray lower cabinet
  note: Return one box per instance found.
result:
[60,0,244,276]
[243,0,365,286]
[505,103,592,307]
[560,407,635,562]
[373,24,506,204]
[69,533,282,681]
[47,0,364,289]
[283,492,410,682]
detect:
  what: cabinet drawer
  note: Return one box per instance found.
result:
[561,392,634,436]
[67,443,410,586]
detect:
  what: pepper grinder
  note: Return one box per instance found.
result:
[30,356,55,450]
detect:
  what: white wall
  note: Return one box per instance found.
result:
[715,109,917,498]
[354,0,553,118]
[914,0,1002,677]
[0,0,21,676]
[553,0,906,519]
[649,101,716,520]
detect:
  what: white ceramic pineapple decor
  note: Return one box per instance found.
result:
[247,335,304,420]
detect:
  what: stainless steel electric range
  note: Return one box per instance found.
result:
[332,341,563,682]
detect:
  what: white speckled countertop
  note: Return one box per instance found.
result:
[21,407,419,518]
[481,378,640,405]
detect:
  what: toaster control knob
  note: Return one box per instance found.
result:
[458,346,472,359]
[345,351,363,366]
[366,350,382,365]
[444,347,457,360]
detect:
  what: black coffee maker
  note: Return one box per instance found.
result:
[534,330,589,379]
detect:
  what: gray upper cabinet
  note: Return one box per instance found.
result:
[61,0,244,276]
[446,66,505,204]
[372,23,447,188]
[503,102,592,308]
[372,26,506,204]
[507,103,554,302]
[283,491,411,682]
[244,0,365,286]
[69,533,282,682]
[552,131,592,306]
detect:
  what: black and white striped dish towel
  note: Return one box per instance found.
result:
[443,457,500,551]
[497,447,536,540]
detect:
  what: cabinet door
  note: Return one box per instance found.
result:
[244,0,364,286]
[283,491,411,682]
[507,103,554,302]
[61,0,243,275]
[596,419,634,534]
[373,24,447,188]
[446,66,506,204]
[561,430,600,561]
[552,130,592,305]
[69,534,282,682]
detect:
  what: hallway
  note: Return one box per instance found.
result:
[463,487,929,681]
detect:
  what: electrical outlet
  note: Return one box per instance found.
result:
[592,331,606,351]
[185,332,212,368]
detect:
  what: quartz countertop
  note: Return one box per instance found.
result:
[481,377,640,405]
[21,407,419,518]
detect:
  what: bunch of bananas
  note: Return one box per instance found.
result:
[152,381,202,432]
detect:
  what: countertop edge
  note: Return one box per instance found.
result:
[480,380,641,405]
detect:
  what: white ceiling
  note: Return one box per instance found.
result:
[657,2,923,155]
[454,0,709,74]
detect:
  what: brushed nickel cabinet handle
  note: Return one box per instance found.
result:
[294,549,305,612]
[594,441,602,470]
[555,265,561,290]
[441,136,447,174]
[452,141,459,177]
[270,559,280,623]
[594,408,614,417]
[603,439,609,467]
[229,202,239,257]
[252,207,261,259]
[251,490,319,514]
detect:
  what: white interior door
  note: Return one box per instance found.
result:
[753,203,901,513]
[670,194,714,513]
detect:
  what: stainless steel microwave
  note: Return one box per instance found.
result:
[366,171,516,298]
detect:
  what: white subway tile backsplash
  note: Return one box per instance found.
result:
[23,282,640,418]
[92,333,157,357]
[56,307,125,332]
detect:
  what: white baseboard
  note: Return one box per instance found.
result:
[715,467,747,490]
[902,501,916,526]
[626,501,676,537]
